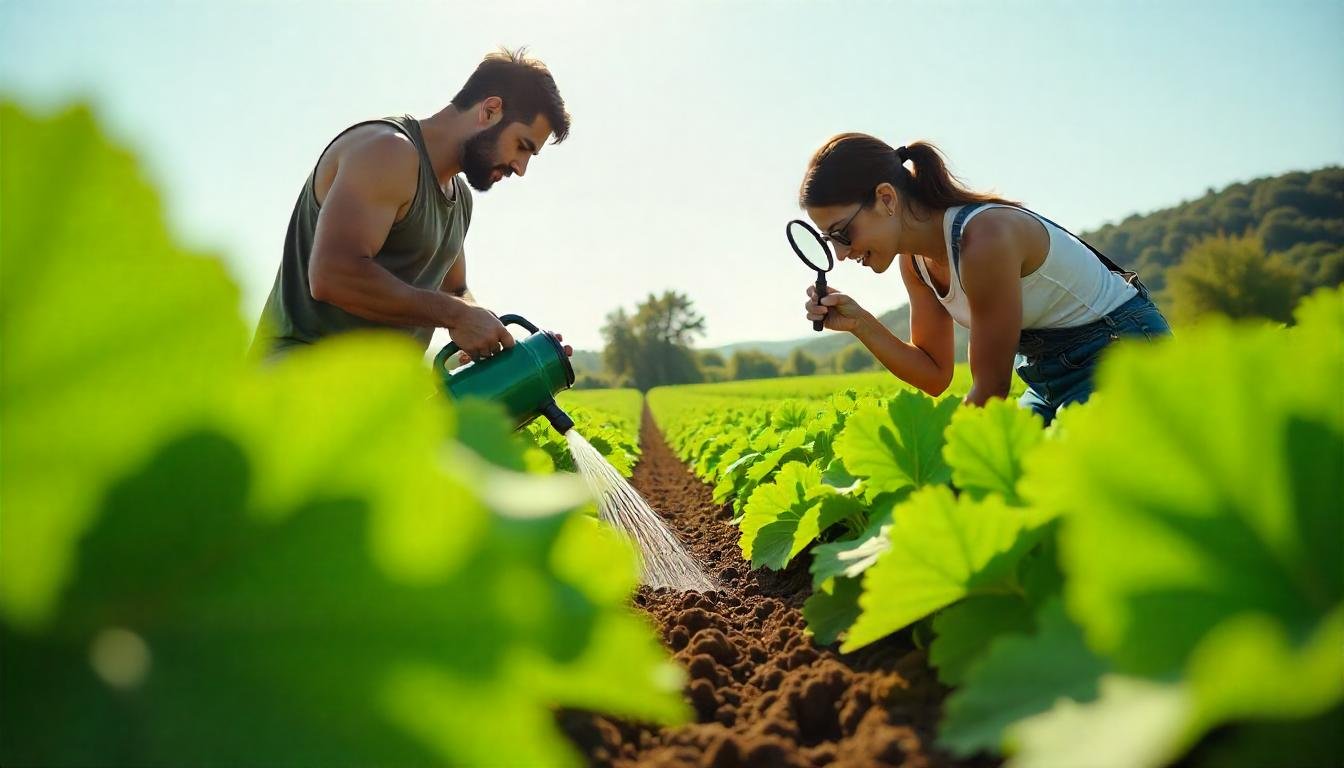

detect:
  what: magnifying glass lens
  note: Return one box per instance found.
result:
[787,220,834,272]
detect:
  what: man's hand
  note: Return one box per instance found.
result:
[458,331,572,365]
[449,304,515,360]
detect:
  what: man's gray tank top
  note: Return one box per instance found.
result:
[253,115,472,355]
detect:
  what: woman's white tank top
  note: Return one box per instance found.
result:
[913,204,1137,329]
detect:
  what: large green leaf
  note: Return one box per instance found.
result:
[1022,304,1344,679]
[833,390,960,494]
[929,533,1063,686]
[1186,607,1344,735]
[1,424,685,767]
[842,487,1045,652]
[802,576,864,646]
[1006,676,1191,768]
[0,101,688,767]
[739,461,863,570]
[943,398,1044,503]
[1015,294,1344,762]
[939,599,1109,756]
[0,103,247,627]
[929,595,1035,688]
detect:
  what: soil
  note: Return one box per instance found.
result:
[558,407,992,768]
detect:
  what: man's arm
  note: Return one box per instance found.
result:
[439,247,476,304]
[959,215,1025,406]
[307,134,467,327]
[308,134,511,358]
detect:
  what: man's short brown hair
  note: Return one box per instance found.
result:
[452,47,570,143]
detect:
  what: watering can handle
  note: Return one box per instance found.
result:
[433,313,540,372]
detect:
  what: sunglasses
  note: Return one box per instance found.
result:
[823,203,864,247]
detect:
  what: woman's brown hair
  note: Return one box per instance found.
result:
[798,133,1017,214]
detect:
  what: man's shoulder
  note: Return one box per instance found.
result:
[322,123,420,202]
[338,123,419,169]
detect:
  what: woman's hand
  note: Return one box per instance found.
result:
[805,284,871,333]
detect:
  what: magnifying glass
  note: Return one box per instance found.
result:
[786,219,835,332]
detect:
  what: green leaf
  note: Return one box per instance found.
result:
[842,487,1043,652]
[943,398,1045,503]
[745,427,808,483]
[820,456,861,493]
[929,595,1035,687]
[802,576,863,646]
[1007,676,1191,768]
[1022,312,1344,678]
[928,531,1065,687]
[712,451,761,504]
[0,103,247,627]
[809,504,895,591]
[1186,607,1344,733]
[739,462,863,570]
[226,338,488,583]
[939,599,1110,756]
[454,399,532,471]
[833,391,960,494]
[0,102,687,768]
[1,424,688,767]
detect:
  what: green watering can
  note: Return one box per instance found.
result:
[433,314,576,434]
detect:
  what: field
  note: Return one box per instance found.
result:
[550,302,1344,766]
[3,103,1342,768]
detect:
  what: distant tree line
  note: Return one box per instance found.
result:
[1085,166,1343,323]
[587,291,882,390]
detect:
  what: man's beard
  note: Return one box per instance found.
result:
[461,122,511,191]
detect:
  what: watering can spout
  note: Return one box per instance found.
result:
[540,399,575,435]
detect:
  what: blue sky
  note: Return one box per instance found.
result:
[3,0,1341,349]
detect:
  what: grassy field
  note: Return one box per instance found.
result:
[558,388,644,427]
[647,364,1028,402]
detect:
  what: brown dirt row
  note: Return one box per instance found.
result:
[558,406,991,767]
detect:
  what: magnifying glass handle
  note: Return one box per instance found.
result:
[813,276,828,332]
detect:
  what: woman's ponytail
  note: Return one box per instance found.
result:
[800,135,1017,213]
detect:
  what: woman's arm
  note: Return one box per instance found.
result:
[806,257,955,395]
[958,214,1027,406]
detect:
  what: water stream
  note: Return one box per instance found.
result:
[566,430,717,592]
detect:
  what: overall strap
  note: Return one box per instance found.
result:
[949,202,986,278]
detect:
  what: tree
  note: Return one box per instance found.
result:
[836,343,878,372]
[786,348,818,376]
[729,350,780,380]
[600,291,706,391]
[1163,234,1301,326]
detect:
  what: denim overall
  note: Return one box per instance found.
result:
[950,204,1173,424]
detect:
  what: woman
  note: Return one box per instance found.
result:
[801,133,1170,423]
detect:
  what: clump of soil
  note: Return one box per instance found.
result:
[559,408,988,767]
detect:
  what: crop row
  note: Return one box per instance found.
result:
[648,287,1344,767]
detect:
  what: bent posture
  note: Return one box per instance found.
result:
[254,48,573,362]
[800,133,1170,423]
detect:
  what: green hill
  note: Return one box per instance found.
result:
[1084,166,1344,294]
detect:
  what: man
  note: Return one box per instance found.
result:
[252,47,573,362]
